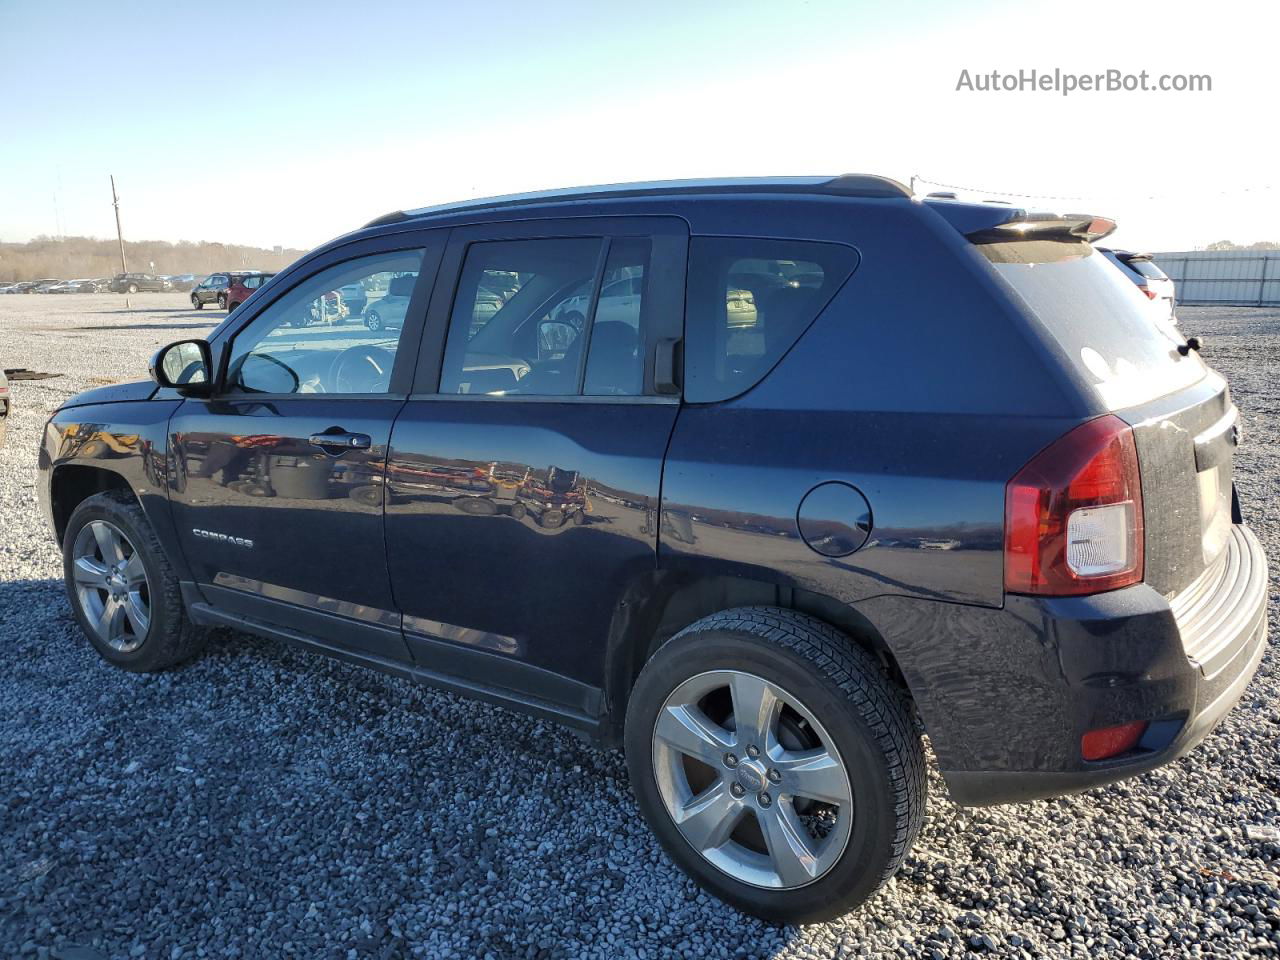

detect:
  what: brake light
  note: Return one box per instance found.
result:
[1140,287,1158,300]
[1005,415,1144,595]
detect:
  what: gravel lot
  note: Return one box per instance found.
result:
[0,295,1277,959]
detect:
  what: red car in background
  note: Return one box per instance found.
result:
[225,273,276,312]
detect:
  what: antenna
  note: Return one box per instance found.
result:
[110,175,128,275]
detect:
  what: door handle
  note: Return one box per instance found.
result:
[309,431,372,451]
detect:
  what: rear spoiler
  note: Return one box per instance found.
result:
[923,197,1117,243]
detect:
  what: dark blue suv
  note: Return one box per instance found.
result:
[36,176,1268,922]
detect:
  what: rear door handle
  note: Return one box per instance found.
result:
[309,431,372,451]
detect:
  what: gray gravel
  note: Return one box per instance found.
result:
[0,295,1277,959]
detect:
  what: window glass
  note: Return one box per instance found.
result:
[684,237,858,403]
[225,250,422,395]
[440,237,654,397]
[1125,258,1168,281]
[977,240,1200,409]
[583,238,650,396]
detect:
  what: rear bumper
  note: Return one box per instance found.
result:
[941,523,1268,806]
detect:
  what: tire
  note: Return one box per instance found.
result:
[62,490,207,672]
[217,294,227,310]
[192,296,202,310]
[454,496,498,516]
[365,310,383,332]
[227,301,240,312]
[624,606,925,924]
[127,283,139,294]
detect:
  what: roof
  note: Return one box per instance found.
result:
[363,174,912,228]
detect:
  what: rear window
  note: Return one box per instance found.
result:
[979,240,1202,409]
[684,237,858,403]
[1123,257,1168,281]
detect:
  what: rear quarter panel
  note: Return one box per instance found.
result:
[661,196,1097,609]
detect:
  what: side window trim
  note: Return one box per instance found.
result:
[411,216,688,399]
[573,238,612,395]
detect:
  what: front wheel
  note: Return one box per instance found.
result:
[63,491,207,672]
[624,607,925,924]
[191,295,202,310]
[365,310,384,332]
[127,283,139,294]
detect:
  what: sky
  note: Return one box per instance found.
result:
[2,0,1277,254]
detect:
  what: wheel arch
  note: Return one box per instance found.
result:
[601,571,909,742]
[49,464,138,544]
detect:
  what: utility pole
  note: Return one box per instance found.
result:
[110,175,128,275]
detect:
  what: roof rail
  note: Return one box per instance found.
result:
[361,174,911,229]
[363,210,410,228]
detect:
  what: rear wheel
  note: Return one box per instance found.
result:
[624,607,925,923]
[62,491,206,672]
[217,294,227,310]
[365,310,384,332]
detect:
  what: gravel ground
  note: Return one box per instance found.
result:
[0,295,1277,959]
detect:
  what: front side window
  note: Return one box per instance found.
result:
[224,249,423,395]
[439,237,652,397]
[684,237,858,403]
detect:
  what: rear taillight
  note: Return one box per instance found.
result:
[1005,415,1144,596]
[1139,287,1158,300]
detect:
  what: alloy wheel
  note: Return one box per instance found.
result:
[71,520,151,653]
[651,669,853,889]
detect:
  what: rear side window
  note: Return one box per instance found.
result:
[979,240,1201,409]
[684,237,858,403]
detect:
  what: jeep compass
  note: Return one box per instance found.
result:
[36,176,1268,923]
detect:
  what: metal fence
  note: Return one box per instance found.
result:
[1151,250,1280,306]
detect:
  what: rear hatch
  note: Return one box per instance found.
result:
[934,204,1237,606]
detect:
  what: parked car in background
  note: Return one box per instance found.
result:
[47,279,103,294]
[191,273,232,309]
[29,279,63,293]
[1099,248,1177,322]
[338,282,368,318]
[167,274,197,292]
[108,273,168,294]
[362,274,417,331]
[225,273,276,312]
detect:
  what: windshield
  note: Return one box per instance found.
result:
[978,239,1202,410]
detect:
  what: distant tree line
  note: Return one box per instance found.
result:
[1205,240,1280,251]
[0,236,308,282]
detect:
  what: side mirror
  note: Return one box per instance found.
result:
[150,339,213,394]
[538,319,577,359]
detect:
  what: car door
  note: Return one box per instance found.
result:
[167,233,445,661]
[383,217,686,721]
